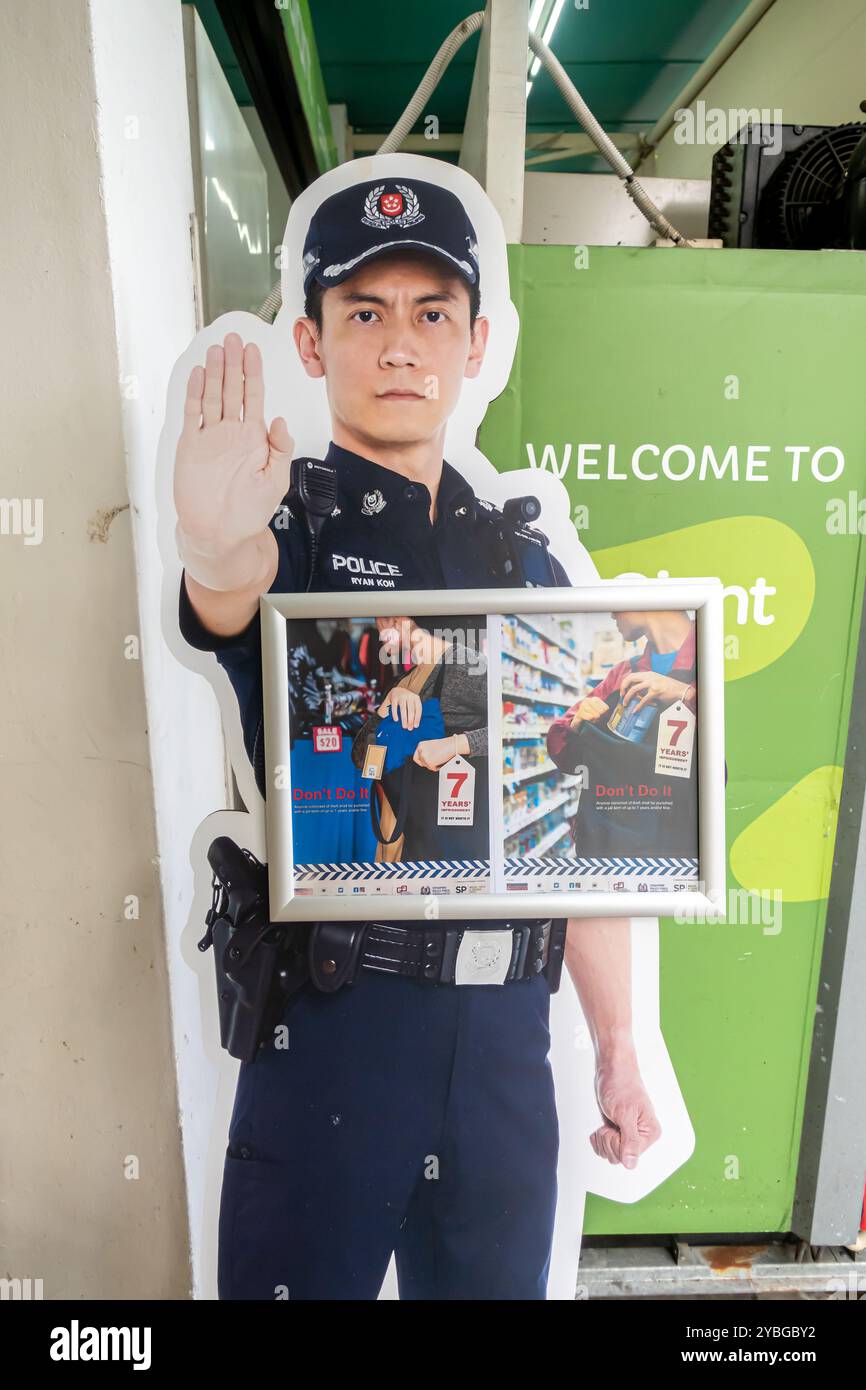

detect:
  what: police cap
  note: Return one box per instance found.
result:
[302,178,480,295]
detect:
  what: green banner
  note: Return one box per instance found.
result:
[480,245,866,1235]
[278,0,338,172]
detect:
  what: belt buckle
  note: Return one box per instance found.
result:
[454,929,513,986]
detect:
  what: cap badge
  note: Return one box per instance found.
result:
[361,489,387,517]
[362,184,424,231]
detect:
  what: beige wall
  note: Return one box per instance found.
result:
[649,0,866,180]
[0,2,189,1297]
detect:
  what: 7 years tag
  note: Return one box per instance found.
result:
[438,755,475,826]
[655,701,695,779]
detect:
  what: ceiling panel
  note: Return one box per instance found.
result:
[190,0,760,177]
[310,0,754,151]
[313,0,482,132]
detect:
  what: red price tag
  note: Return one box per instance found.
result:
[313,726,342,753]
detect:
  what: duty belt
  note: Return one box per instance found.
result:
[308,920,567,991]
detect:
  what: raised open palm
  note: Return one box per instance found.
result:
[174,332,293,558]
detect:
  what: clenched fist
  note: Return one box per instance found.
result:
[590,1052,662,1169]
[174,332,294,591]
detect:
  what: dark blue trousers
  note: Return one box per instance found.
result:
[217,966,559,1300]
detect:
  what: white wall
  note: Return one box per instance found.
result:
[523,171,710,245]
[649,0,866,179]
[88,0,229,1297]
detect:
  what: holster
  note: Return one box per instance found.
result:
[199,837,311,1063]
[544,920,568,993]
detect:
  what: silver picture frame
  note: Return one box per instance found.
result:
[261,581,726,921]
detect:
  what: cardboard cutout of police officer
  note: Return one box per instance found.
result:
[167,155,692,1300]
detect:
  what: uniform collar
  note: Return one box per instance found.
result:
[324,441,476,521]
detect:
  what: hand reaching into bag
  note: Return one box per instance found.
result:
[379,688,422,730]
[618,670,694,716]
[570,696,609,728]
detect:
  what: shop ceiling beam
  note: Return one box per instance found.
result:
[352,131,642,162]
[459,0,527,242]
[352,133,464,153]
[524,131,643,167]
[633,0,779,172]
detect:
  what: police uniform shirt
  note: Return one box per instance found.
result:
[178,440,571,791]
